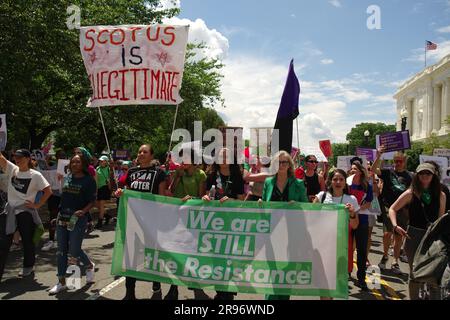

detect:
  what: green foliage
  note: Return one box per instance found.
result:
[0,1,225,162]
[405,141,424,172]
[330,143,349,167]
[346,122,396,154]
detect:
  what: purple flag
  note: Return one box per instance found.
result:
[273,60,300,154]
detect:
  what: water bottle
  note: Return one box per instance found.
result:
[209,185,216,200]
[67,214,78,231]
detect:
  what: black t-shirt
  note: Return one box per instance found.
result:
[125,165,166,194]
[59,175,97,222]
[380,169,413,207]
[305,172,321,197]
[206,170,244,200]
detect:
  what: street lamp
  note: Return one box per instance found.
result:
[401,107,408,131]
[364,130,370,147]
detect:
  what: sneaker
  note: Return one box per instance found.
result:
[49,282,67,295]
[18,267,34,277]
[391,263,402,274]
[379,256,389,270]
[86,263,95,283]
[152,281,161,293]
[41,240,57,252]
[163,286,179,300]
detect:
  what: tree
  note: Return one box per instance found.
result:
[330,143,349,167]
[1,1,226,161]
[405,141,424,172]
[346,122,396,154]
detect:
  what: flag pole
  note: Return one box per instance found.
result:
[425,41,427,68]
[296,117,300,154]
[97,106,118,189]
[167,103,180,157]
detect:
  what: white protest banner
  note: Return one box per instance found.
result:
[57,159,71,177]
[419,155,449,186]
[40,170,60,191]
[433,149,450,160]
[337,156,368,172]
[80,25,189,107]
[111,191,349,298]
[0,114,6,151]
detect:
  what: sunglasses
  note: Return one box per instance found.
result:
[279,160,290,165]
[418,171,433,176]
[307,160,319,164]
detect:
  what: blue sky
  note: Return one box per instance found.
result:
[162,0,450,145]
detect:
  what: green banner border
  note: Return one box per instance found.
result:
[111,190,349,298]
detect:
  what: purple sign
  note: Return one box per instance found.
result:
[377,130,411,153]
[356,148,376,162]
[112,149,130,160]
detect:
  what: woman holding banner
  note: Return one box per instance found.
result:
[202,148,245,300]
[168,148,208,300]
[259,150,308,300]
[314,168,359,295]
[114,144,167,300]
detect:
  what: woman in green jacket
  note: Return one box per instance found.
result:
[259,150,308,300]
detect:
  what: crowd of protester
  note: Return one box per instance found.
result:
[0,143,448,300]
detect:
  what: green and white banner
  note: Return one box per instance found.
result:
[111,190,349,298]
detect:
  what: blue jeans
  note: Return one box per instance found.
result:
[56,215,91,278]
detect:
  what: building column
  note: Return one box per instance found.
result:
[441,78,450,134]
[427,84,434,137]
[433,85,441,133]
[408,99,414,136]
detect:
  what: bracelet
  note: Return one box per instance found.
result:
[393,225,398,232]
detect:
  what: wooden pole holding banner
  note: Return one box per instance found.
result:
[296,117,300,167]
[167,104,180,157]
[425,41,427,68]
[97,106,118,189]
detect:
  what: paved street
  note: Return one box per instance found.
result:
[0,217,410,300]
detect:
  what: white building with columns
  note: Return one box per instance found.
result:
[394,53,450,141]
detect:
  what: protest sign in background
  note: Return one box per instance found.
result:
[356,148,377,162]
[111,191,349,298]
[419,155,449,186]
[57,159,71,178]
[337,155,368,172]
[376,130,411,153]
[300,146,328,163]
[80,25,189,107]
[319,140,332,158]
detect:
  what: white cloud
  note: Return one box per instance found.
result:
[158,0,181,10]
[163,15,397,145]
[329,0,342,8]
[291,14,297,18]
[403,40,450,64]
[320,59,334,65]
[163,17,229,60]
[437,25,450,33]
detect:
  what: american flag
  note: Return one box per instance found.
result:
[426,41,438,51]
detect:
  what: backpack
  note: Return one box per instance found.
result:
[412,213,450,287]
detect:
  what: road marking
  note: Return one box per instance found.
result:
[353,261,402,300]
[86,277,125,300]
